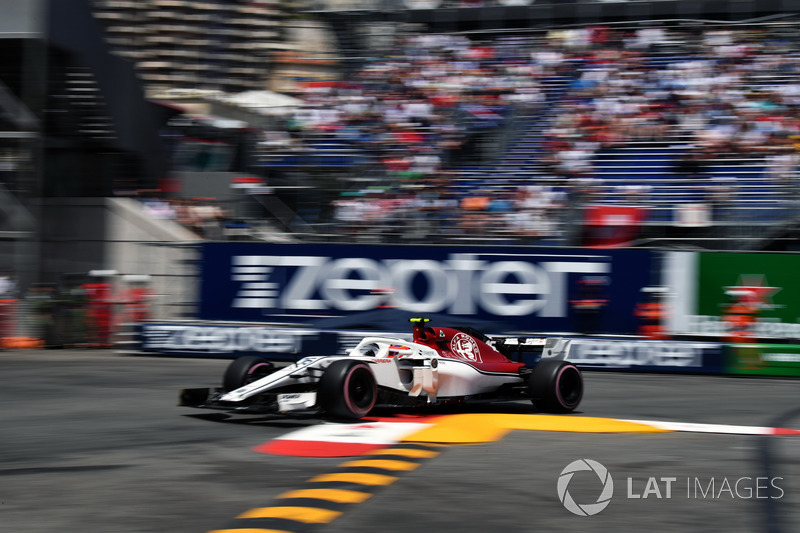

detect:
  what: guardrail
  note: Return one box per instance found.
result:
[120,321,800,377]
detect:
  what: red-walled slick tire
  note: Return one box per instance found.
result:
[318,360,378,420]
[529,359,583,413]
[222,356,276,392]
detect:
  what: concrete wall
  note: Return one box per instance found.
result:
[40,197,202,320]
[106,197,202,320]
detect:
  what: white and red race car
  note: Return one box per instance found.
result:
[179,318,582,419]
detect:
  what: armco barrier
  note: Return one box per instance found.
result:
[564,338,725,374]
[725,343,800,377]
[133,322,727,375]
[137,323,341,359]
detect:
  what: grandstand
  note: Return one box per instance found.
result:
[238,18,800,249]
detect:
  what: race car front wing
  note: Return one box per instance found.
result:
[179,387,318,414]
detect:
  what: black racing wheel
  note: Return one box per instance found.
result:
[528,359,583,413]
[222,356,276,392]
[318,360,377,420]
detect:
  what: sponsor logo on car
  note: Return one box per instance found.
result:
[450,332,480,362]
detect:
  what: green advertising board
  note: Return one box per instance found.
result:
[726,343,800,377]
[688,252,800,339]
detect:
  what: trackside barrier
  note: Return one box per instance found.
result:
[130,322,732,375]
[0,298,16,347]
[132,322,800,376]
[560,338,725,374]
[134,322,354,360]
[725,343,800,377]
[0,299,40,348]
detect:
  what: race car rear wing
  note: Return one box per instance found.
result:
[488,336,572,365]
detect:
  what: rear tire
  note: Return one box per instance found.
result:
[318,360,377,420]
[529,360,583,413]
[223,356,275,392]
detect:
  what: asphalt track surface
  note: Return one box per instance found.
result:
[2,349,799,533]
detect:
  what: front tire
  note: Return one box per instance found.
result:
[223,356,275,392]
[528,360,583,413]
[318,360,377,420]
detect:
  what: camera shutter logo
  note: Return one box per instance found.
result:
[557,459,614,516]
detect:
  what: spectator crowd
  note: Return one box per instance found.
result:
[156,22,800,244]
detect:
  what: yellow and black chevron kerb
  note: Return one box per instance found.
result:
[208,443,444,533]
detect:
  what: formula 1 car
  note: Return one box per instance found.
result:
[179,318,583,419]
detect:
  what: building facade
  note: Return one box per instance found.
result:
[90,0,289,95]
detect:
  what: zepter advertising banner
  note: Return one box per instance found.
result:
[198,243,654,335]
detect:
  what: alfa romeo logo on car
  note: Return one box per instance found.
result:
[450,332,480,361]
[557,459,614,516]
